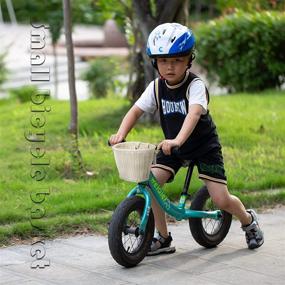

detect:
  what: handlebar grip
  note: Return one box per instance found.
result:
[107,139,126,146]
[171,146,180,156]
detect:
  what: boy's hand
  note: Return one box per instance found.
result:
[158,139,180,155]
[109,134,125,146]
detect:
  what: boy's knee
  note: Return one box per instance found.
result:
[212,196,231,210]
[151,168,172,186]
[204,180,231,210]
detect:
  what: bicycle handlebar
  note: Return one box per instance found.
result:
[108,140,181,158]
[171,146,180,156]
[107,139,126,146]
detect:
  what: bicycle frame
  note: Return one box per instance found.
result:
[127,172,222,234]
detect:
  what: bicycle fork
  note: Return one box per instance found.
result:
[127,184,152,235]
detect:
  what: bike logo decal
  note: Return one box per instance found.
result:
[164,199,171,210]
[150,175,171,207]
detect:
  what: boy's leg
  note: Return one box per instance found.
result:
[203,180,251,225]
[197,147,263,249]
[147,150,181,255]
[149,167,172,238]
[147,167,176,255]
[204,180,264,249]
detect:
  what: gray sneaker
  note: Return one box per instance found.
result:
[147,232,176,256]
[242,209,264,249]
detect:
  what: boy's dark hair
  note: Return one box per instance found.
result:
[151,52,196,70]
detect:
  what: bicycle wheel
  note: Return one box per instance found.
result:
[108,196,154,267]
[189,186,232,248]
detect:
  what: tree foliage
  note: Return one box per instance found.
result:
[1,0,105,25]
[216,0,285,13]
[95,0,189,102]
[196,11,285,92]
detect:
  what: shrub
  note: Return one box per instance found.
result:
[195,11,285,92]
[216,0,285,13]
[9,85,39,103]
[81,57,123,98]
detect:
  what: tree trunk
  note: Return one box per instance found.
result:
[128,0,188,123]
[52,43,58,99]
[195,1,202,18]
[126,17,145,101]
[62,0,77,135]
[131,0,189,102]
[62,0,86,177]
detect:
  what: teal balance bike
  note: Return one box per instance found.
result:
[108,145,232,267]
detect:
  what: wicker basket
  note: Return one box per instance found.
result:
[112,142,156,182]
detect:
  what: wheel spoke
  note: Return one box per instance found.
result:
[202,206,223,235]
[121,209,143,253]
[189,187,232,249]
[128,235,135,252]
[108,196,155,267]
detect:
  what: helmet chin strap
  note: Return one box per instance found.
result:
[188,52,195,68]
[151,59,158,69]
[152,60,163,78]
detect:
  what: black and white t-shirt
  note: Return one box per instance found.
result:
[136,70,208,115]
[135,71,221,158]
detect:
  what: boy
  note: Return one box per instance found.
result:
[109,23,264,255]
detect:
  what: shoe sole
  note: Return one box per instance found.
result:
[248,238,264,250]
[146,247,176,256]
[246,209,264,250]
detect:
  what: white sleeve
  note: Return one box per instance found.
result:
[187,79,208,114]
[135,81,157,114]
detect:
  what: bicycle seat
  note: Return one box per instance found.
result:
[181,159,194,168]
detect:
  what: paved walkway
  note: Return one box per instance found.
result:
[1,206,285,285]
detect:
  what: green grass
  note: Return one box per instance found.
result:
[0,90,285,246]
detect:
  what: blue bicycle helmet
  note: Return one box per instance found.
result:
[146,23,195,58]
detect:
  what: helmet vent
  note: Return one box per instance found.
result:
[146,23,195,58]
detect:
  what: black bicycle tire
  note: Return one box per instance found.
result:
[108,196,154,267]
[189,186,232,248]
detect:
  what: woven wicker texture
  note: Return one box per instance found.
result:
[112,142,156,182]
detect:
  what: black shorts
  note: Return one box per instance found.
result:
[151,147,227,185]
